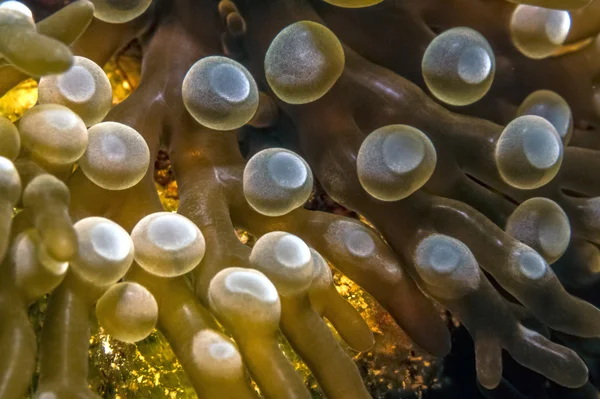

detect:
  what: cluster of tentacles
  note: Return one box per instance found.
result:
[3,0,600,398]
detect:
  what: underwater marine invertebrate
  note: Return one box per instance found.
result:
[422,27,496,106]
[4,0,600,398]
[182,56,259,131]
[38,55,113,126]
[80,121,149,189]
[243,148,314,216]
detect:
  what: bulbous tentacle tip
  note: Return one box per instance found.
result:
[96,282,158,343]
[495,115,564,190]
[89,0,152,24]
[132,212,205,278]
[250,231,315,296]
[208,267,281,332]
[477,381,520,399]
[505,197,571,264]
[11,229,68,302]
[71,217,134,286]
[22,174,78,262]
[507,325,589,389]
[510,6,571,60]
[474,336,503,390]
[0,27,74,77]
[265,20,345,105]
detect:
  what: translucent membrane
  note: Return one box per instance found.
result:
[191,329,244,379]
[22,175,77,262]
[249,232,314,296]
[357,124,436,201]
[0,156,21,261]
[265,21,345,104]
[131,212,205,277]
[38,56,113,127]
[510,244,549,280]
[510,5,571,59]
[89,0,152,24]
[0,1,32,22]
[0,3,31,25]
[11,229,68,302]
[506,197,570,263]
[422,27,495,106]
[209,267,280,331]
[182,56,259,131]
[96,282,158,343]
[70,217,134,286]
[0,116,20,160]
[79,122,150,190]
[323,0,383,7]
[495,115,563,190]
[505,0,591,10]
[188,327,258,398]
[0,156,20,205]
[414,234,481,299]
[18,104,88,165]
[0,7,72,76]
[226,12,246,37]
[243,148,313,216]
[517,90,572,144]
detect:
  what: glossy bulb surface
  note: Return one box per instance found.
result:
[506,197,570,263]
[357,124,437,201]
[265,21,345,104]
[517,90,572,144]
[90,0,152,23]
[0,155,21,204]
[71,217,135,286]
[80,121,150,190]
[249,231,314,296]
[0,116,20,160]
[131,212,205,277]
[21,174,78,262]
[191,329,244,379]
[18,104,88,165]
[244,148,313,216]
[0,1,32,21]
[422,27,495,106]
[510,5,571,59]
[511,245,549,280]
[12,229,68,300]
[96,282,159,343]
[208,267,281,331]
[182,56,259,131]
[38,56,112,126]
[495,115,563,190]
[414,234,481,298]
